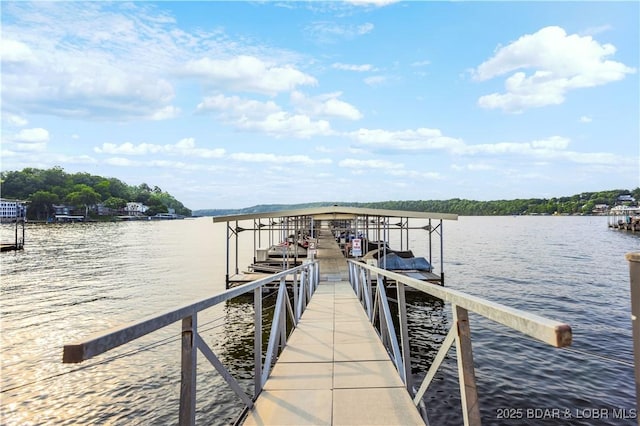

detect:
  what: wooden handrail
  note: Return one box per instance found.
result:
[347,260,572,348]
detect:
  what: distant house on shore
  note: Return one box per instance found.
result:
[592,204,609,214]
[616,195,636,205]
[53,204,74,216]
[125,202,148,216]
[0,198,27,221]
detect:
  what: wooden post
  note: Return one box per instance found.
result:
[453,304,481,426]
[626,252,640,425]
[179,314,197,426]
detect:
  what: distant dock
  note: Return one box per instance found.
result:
[0,219,26,252]
[608,206,640,232]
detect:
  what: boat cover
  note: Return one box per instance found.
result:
[379,253,432,272]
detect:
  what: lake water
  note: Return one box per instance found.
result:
[0,216,637,425]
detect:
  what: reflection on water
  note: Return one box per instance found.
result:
[1,216,638,425]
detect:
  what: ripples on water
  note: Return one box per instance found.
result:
[1,216,637,425]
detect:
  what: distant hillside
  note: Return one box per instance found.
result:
[194,188,640,217]
[195,202,339,217]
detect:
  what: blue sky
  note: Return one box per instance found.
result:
[1,1,638,210]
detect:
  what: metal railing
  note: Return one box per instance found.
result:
[347,259,572,426]
[63,260,320,426]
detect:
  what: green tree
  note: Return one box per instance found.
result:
[107,178,131,200]
[0,168,43,199]
[94,180,111,200]
[66,186,101,219]
[104,197,127,211]
[29,190,59,220]
[41,166,68,188]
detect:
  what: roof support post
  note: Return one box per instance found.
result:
[235,220,239,276]
[225,224,230,289]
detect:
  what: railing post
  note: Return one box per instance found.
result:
[453,304,481,426]
[254,287,262,397]
[279,278,287,350]
[297,270,306,320]
[626,252,640,422]
[292,271,299,323]
[397,282,413,391]
[179,314,197,426]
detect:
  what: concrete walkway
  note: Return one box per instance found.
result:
[243,229,424,426]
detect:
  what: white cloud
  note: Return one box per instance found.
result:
[104,157,138,167]
[0,39,36,63]
[94,138,225,158]
[332,63,374,72]
[7,127,50,152]
[315,145,333,153]
[580,25,613,36]
[338,158,441,179]
[387,169,442,179]
[239,112,333,139]
[1,2,185,121]
[13,127,49,143]
[150,106,181,121]
[358,23,375,34]
[411,60,431,67]
[579,116,593,123]
[460,136,571,156]
[197,94,334,138]
[197,95,281,118]
[349,128,465,151]
[452,163,495,171]
[103,157,222,171]
[339,158,401,170]
[364,76,387,86]
[230,153,332,165]
[183,55,317,96]
[291,91,363,120]
[474,26,636,112]
[2,3,306,121]
[305,21,375,43]
[345,0,400,7]
[348,127,632,168]
[3,113,29,127]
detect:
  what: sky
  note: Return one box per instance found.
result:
[1,1,639,210]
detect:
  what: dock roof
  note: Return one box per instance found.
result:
[211,206,457,223]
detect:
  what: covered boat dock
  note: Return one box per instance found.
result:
[211,206,458,288]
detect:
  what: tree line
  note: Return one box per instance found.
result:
[196,188,640,217]
[0,167,191,220]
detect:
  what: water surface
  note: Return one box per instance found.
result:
[1,216,637,425]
